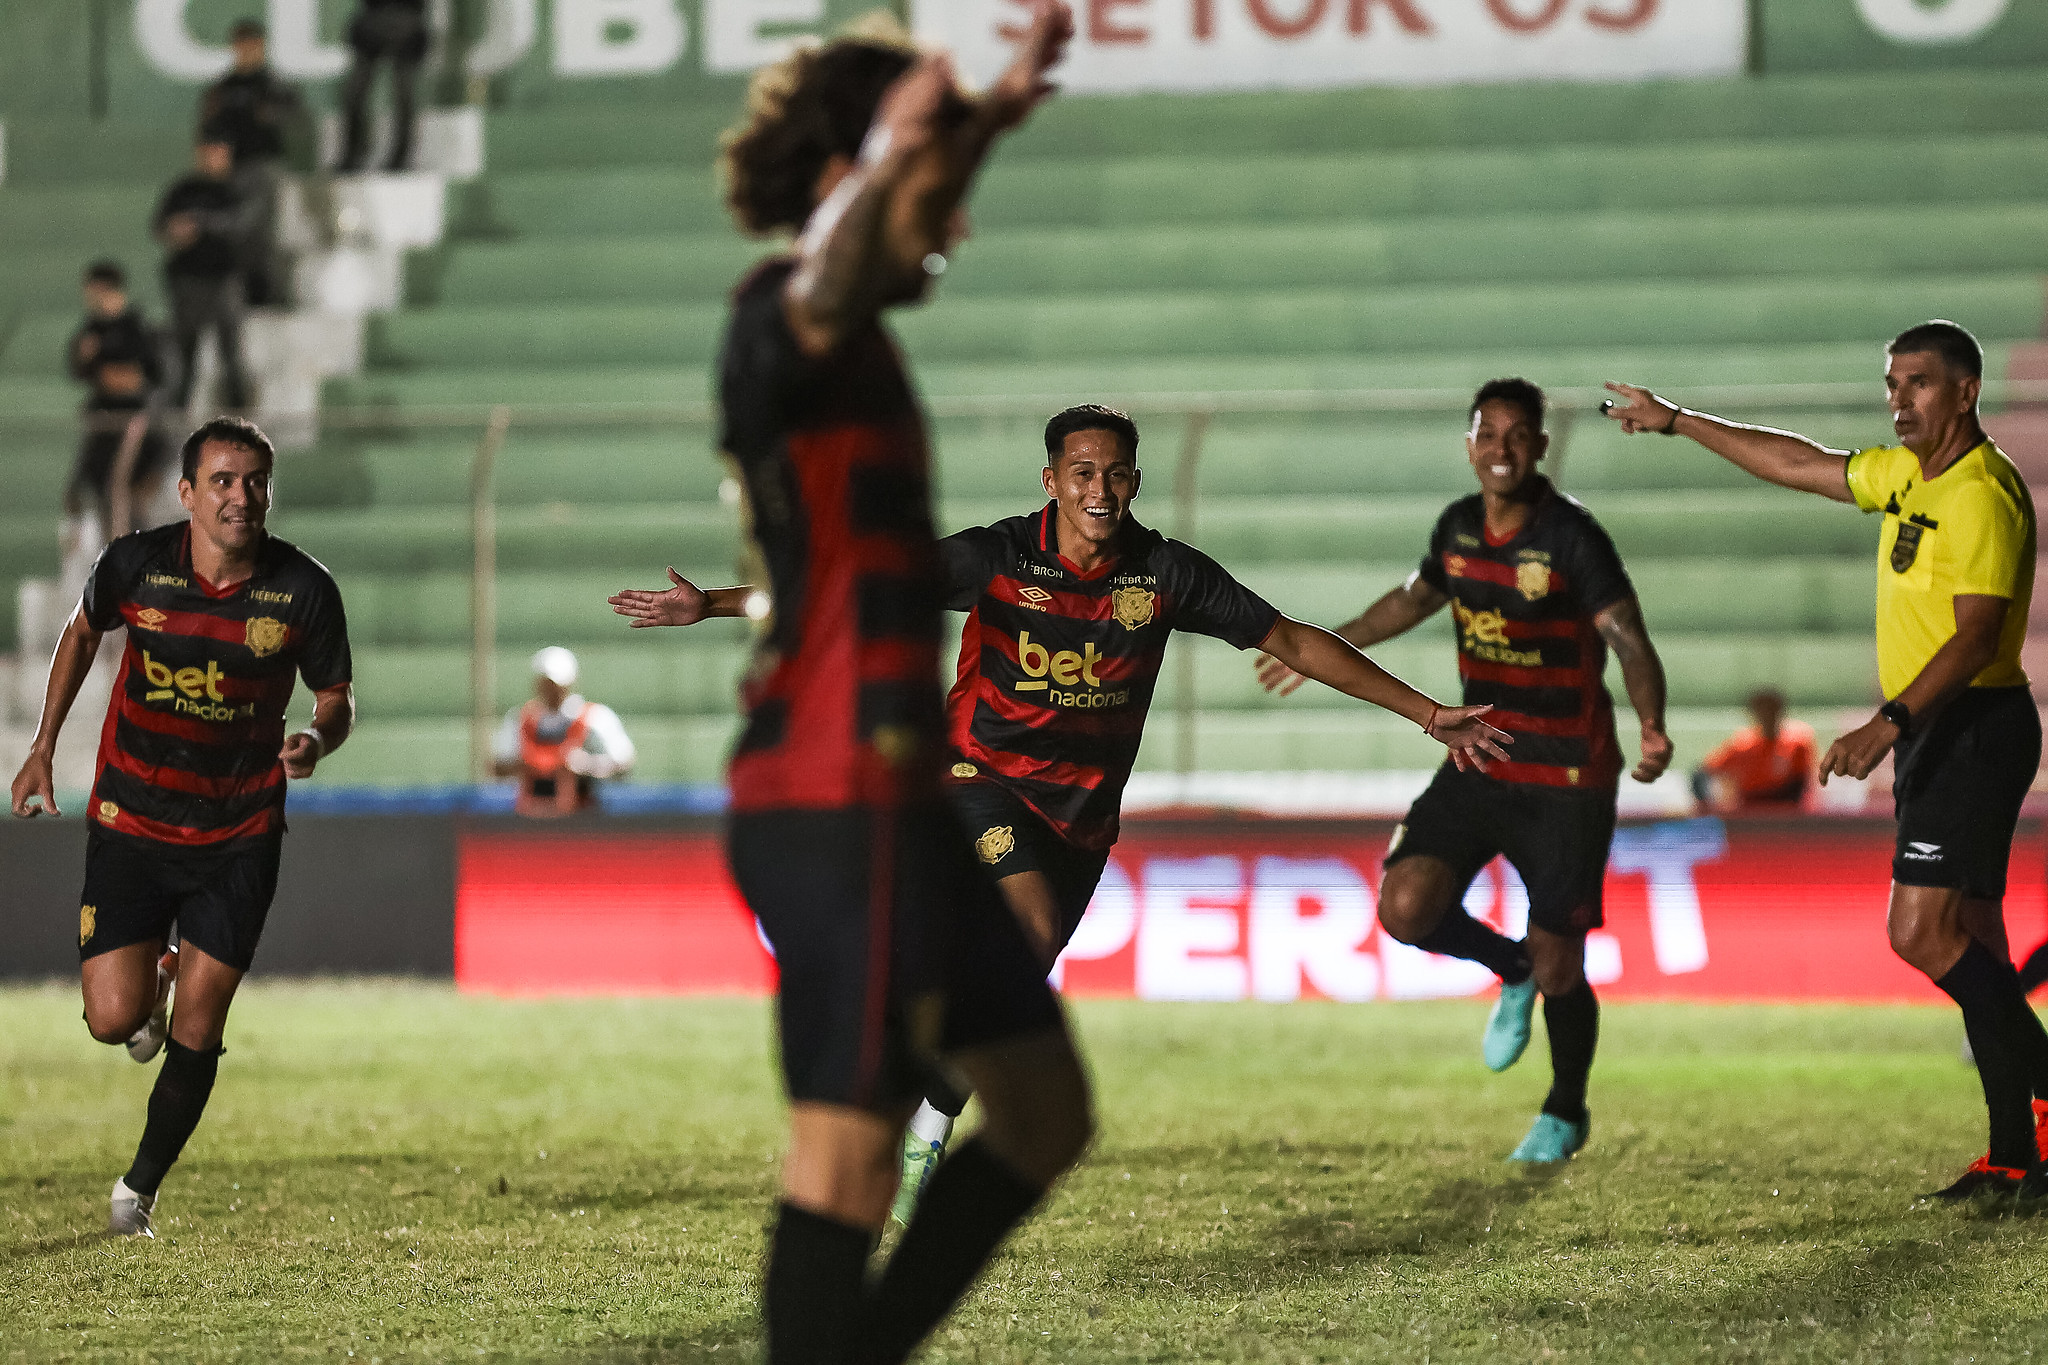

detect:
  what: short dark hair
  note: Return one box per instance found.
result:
[1469,377,1545,432]
[1888,319,1983,381]
[1044,405,1140,462]
[229,17,265,40]
[181,416,275,482]
[719,31,920,236]
[83,259,125,288]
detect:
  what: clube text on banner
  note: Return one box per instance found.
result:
[454,817,2048,1001]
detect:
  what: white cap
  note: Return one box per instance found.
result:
[531,646,578,687]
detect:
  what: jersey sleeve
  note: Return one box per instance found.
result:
[1165,543,1281,650]
[80,538,142,632]
[1564,514,1634,617]
[296,572,354,691]
[1949,476,2032,600]
[939,527,1005,612]
[1415,508,1452,594]
[1843,446,1898,513]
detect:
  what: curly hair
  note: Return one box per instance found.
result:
[718,16,920,237]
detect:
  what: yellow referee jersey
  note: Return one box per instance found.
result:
[1845,439,2034,699]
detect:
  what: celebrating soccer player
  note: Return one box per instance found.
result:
[1260,378,1671,1163]
[9,416,354,1238]
[615,402,1513,1221]
[1605,321,2048,1200]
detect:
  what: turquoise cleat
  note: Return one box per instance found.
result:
[1483,976,1538,1072]
[890,1129,946,1228]
[1509,1112,1590,1164]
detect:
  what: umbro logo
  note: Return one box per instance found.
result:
[1902,841,1943,861]
[1017,586,1053,610]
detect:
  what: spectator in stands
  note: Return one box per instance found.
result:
[338,0,431,174]
[492,647,636,817]
[1692,688,1815,811]
[66,261,171,541]
[199,18,306,306]
[154,133,253,412]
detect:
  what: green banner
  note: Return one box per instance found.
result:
[1761,0,2048,73]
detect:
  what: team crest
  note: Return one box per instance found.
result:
[1110,586,1156,631]
[1516,561,1551,601]
[79,905,95,947]
[1891,520,1926,573]
[951,762,980,779]
[1443,554,1467,579]
[976,825,1015,865]
[98,800,119,824]
[135,608,167,629]
[245,616,288,658]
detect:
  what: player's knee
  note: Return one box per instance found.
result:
[1887,914,1952,976]
[977,1054,1093,1183]
[1376,883,1434,944]
[84,1009,144,1045]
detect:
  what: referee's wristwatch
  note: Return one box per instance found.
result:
[1878,699,1912,739]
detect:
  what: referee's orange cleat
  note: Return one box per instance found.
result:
[1924,1154,2027,1202]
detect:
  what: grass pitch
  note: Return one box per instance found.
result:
[6,986,2048,1363]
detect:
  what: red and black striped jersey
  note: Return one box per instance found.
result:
[1416,479,1632,790]
[941,506,1279,850]
[81,521,351,849]
[719,258,946,813]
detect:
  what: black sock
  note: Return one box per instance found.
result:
[765,1202,872,1365]
[123,1039,220,1198]
[2020,941,2048,998]
[924,1073,969,1120]
[1935,942,2037,1168]
[1981,951,2048,1107]
[1540,983,1598,1124]
[856,1138,1043,1365]
[1414,912,1531,984]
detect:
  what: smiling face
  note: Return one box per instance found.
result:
[1043,427,1140,560]
[1465,398,1548,499]
[1885,349,1980,458]
[180,438,272,557]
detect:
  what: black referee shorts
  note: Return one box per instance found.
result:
[727,802,1065,1113]
[1384,763,1617,936]
[78,827,282,972]
[1892,685,2040,899]
[946,778,1111,955]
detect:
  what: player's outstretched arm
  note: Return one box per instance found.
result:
[1258,615,1510,771]
[280,683,355,780]
[1255,575,1447,696]
[1594,595,1673,784]
[9,607,104,817]
[608,569,757,628]
[1602,383,1856,504]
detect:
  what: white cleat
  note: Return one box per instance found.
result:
[125,948,177,1064]
[108,1178,156,1238]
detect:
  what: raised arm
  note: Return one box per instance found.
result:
[609,568,758,627]
[9,607,105,817]
[1255,572,1448,696]
[1602,383,1856,503]
[1593,595,1673,783]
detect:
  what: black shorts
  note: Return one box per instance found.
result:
[1892,685,2040,899]
[1383,764,1617,935]
[727,803,1065,1112]
[946,779,1111,954]
[78,828,282,972]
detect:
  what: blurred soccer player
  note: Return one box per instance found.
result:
[1260,378,1671,1163]
[1607,321,2048,1200]
[619,10,1098,1361]
[615,403,1511,1221]
[9,416,354,1237]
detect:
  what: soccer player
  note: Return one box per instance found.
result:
[1259,378,1672,1163]
[614,402,1513,1220]
[8,416,354,1237]
[1605,321,2048,1199]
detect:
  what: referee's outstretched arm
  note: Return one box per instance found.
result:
[1600,382,1855,503]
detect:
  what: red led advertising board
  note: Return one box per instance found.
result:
[455,818,2048,1002]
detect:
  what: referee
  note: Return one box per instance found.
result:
[1605,320,2048,1199]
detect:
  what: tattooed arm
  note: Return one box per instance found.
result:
[1595,595,1673,783]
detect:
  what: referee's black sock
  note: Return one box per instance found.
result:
[765,1202,871,1365]
[1415,911,1532,985]
[856,1138,1042,1365]
[123,1039,220,1198]
[1934,942,2037,1169]
[1539,983,1598,1124]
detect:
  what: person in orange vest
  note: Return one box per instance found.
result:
[491,647,635,817]
[1691,688,1816,812]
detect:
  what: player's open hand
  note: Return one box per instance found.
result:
[1253,650,1307,697]
[1817,713,1898,787]
[1600,382,1681,436]
[280,731,322,780]
[1632,724,1674,784]
[984,0,1074,131]
[609,567,710,628]
[1430,704,1512,773]
[10,750,58,818]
